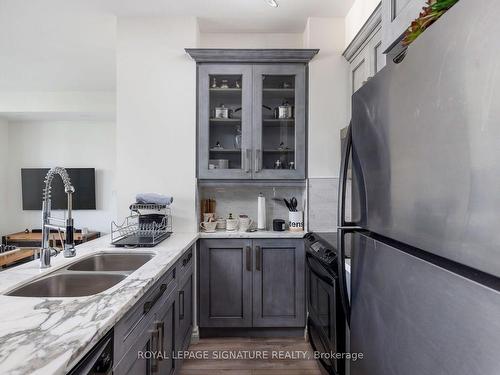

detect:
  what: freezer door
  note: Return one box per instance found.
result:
[350,232,500,375]
[351,0,500,278]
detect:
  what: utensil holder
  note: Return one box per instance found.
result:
[288,211,303,232]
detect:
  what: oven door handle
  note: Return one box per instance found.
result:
[306,254,335,287]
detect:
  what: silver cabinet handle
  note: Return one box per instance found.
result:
[246,246,252,271]
[255,246,262,271]
[149,326,160,373]
[155,321,164,359]
[245,149,251,173]
[254,149,261,173]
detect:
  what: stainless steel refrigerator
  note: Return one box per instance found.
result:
[337,0,500,374]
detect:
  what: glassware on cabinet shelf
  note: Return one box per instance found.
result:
[261,74,297,171]
[208,74,244,171]
[234,126,242,150]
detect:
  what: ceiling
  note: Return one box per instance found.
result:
[93,0,354,33]
[0,0,354,93]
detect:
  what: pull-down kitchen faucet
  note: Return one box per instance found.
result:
[39,167,76,268]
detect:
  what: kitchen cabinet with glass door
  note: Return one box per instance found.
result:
[252,65,306,179]
[191,49,317,180]
[198,64,253,179]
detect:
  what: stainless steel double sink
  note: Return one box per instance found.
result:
[6,252,155,298]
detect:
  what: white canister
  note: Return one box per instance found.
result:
[226,218,239,231]
[288,211,304,232]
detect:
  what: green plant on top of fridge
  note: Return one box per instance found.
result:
[403,0,460,46]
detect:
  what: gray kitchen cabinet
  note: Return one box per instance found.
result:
[114,288,177,375]
[252,239,305,327]
[382,0,426,52]
[114,247,195,375]
[199,239,253,327]
[114,324,154,375]
[344,6,385,120]
[157,289,177,375]
[189,49,318,181]
[350,48,370,96]
[176,248,193,353]
[199,238,305,329]
[252,65,306,179]
[114,267,177,366]
[198,64,253,179]
[349,26,384,96]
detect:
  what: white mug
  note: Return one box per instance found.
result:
[203,213,215,222]
[239,217,253,232]
[288,211,304,232]
[200,221,217,232]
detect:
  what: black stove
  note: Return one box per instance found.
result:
[305,231,347,375]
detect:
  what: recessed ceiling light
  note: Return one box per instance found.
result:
[265,0,279,8]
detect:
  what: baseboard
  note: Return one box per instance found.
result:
[199,327,306,338]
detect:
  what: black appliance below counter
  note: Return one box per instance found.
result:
[305,232,346,375]
[68,329,113,375]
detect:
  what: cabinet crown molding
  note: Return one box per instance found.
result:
[185,49,319,63]
[343,3,382,62]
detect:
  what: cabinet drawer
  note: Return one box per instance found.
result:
[114,266,177,364]
[177,246,193,280]
[114,287,177,375]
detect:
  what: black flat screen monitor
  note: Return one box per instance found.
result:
[21,168,96,210]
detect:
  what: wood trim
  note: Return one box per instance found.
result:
[185,49,319,63]
[343,3,383,62]
[5,231,99,242]
[0,248,36,267]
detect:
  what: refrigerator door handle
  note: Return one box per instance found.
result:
[337,227,355,327]
[338,123,356,227]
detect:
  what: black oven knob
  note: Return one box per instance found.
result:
[305,233,315,242]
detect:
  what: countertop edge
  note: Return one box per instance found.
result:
[0,232,200,375]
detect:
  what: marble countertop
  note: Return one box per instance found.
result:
[199,230,305,239]
[0,232,198,375]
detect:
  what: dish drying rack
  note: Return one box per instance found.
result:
[111,203,173,247]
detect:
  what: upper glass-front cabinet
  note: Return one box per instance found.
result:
[198,64,253,179]
[197,64,306,180]
[253,65,306,179]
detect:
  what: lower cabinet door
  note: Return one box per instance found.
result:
[199,239,253,327]
[114,290,177,375]
[113,325,155,375]
[157,290,177,375]
[177,267,193,352]
[252,239,306,327]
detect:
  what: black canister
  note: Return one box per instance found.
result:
[273,219,286,231]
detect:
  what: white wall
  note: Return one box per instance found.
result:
[304,17,349,178]
[199,33,303,48]
[4,121,116,235]
[0,91,115,121]
[116,17,198,233]
[345,0,380,47]
[0,119,8,236]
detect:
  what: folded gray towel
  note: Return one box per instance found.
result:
[136,193,173,206]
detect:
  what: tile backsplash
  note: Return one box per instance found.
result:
[198,178,350,233]
[199,184,306,231]
[308,177,351,232]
